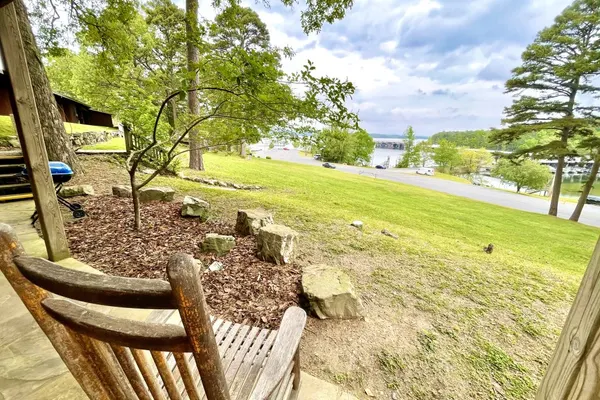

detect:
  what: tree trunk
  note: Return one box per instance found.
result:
[517,185,521,193]
[570,156,600,222]
[14,0,82,174]
[129,172,141,230]
[186,0,204,170]
[240,140,246,157]
[549,155,565,216]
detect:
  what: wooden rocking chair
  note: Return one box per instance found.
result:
[0,225,306,400]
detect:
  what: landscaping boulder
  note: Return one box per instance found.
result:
[201,233,235,256]
[302,264,364,319]
[236,209,274,236]
[181,196,210,220]
[139,187,175,203]
[257,224,298,265]
[112,185,132,198]
[59,185,94,198]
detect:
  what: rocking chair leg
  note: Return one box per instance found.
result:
[292,348,301,390]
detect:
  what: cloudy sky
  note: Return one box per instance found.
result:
[221,0,572,136]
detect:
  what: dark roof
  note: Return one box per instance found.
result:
[53,92,92,109]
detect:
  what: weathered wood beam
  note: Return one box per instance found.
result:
[537,236,600,399]
[0,3,70,261]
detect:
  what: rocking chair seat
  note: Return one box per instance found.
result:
[150,310,299,399]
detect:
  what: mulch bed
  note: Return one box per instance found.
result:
[64,196,301,329]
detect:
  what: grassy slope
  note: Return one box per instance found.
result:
[0,115,117,138]
[153,153,598,399]
[81,137,126,150]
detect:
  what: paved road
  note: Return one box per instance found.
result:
[261,149,600,228]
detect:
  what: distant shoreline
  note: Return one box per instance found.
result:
[369,134,429,140]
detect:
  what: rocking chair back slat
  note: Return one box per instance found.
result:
[111,345,153,400]
[131,349,167,400]
[42,298,191,352]
[14,256,175,308]
[151,351,184,400]
[174,352,202,400]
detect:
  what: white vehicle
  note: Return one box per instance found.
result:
[416,167,434,176]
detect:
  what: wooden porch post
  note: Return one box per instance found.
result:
[537,236,600,399]
[0,2,70,261]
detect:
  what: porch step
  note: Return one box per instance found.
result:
[0,192,34,202]
[0,153,30,200]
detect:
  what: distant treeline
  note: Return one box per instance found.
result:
[430,130,522,151]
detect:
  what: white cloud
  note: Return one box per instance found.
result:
[379,40,398,53]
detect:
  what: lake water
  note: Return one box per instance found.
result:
[369,148,405,167]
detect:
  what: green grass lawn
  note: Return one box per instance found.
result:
[148,153,598,399]
[81,137,126,150]
[0,115,117,139]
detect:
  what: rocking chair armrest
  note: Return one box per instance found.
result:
[249,306,306,400]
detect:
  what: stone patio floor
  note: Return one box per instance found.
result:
[0,200,356,400]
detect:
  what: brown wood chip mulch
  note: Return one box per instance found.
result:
[64,196,301,329]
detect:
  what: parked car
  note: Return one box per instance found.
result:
[322,162,336,169]
[283,147,290,150]
[313,154,322,160]
[416,167,434,176]
[586,195,600,205]
[375,165,387,169]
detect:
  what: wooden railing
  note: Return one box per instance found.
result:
[129,134,169,168]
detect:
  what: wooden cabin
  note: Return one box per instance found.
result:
[0,72,114,128]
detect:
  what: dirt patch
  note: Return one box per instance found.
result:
[64,196,301,329]
[69,155,131,195]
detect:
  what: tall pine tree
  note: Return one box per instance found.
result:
[491,0,600,216]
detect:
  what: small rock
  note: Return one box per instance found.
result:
[302,264,364,319]
[208,261,224,272]
[236,209,274,236]
[181,196,210,220]
[381,229,399,240]
[201,233,235,256]
[391,391,399,400]
[207,179,218,186]
[217,181,229,187]
[257,224,298,265]
[112,185,132,198]
[365,388,375,397]
[140,168,156,175]
[59,185,95,198]
[232,183,242,189]
[351,220,363,230]
[139,186,175,202]
[8,138,20,148]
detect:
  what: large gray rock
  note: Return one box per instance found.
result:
[302,264,364,319]
[181,196,210,220]
[59,185,94,198]
[201,233,235,256]
[112,185,132,198]
[257,224,298,265]
[139,187,175,202]
[236,209,274,236]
